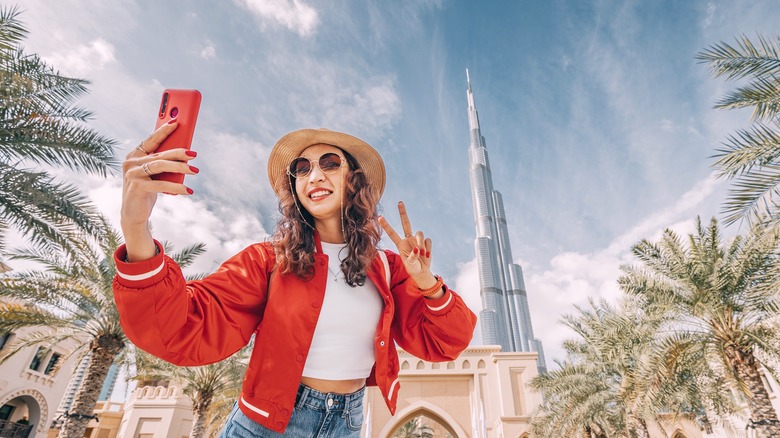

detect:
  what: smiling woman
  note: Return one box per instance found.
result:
[112,126,477,437]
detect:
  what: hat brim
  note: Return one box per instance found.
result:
[267,128,386,200]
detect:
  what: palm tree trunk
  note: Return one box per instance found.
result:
[59,336,123,438]
[637,418,650,438]
[190,391,213,438]
[627,413,649,438]
[699,414,714,435]
[583,425,592,438]
[725,346,780,438]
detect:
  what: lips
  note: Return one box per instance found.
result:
[307,188,333,200]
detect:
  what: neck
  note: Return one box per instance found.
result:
[315,218,345,244]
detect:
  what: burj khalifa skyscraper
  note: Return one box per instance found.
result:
[466,70,546,372]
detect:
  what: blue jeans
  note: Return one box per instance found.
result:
[219,384,364,437]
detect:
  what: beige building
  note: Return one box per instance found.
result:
[115,385,193,438]
[365,345,541,438]
[0,326,82,438]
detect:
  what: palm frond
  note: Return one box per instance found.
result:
[169,243,208,269]
[697,34,780,82]
[0,6,27,53]
[714,75,780,120]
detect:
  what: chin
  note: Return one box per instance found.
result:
[302,203,339,219]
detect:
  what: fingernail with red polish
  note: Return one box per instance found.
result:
[426,251,431,258]
[186,187,194,195]
[413,247,419,254]
[185,150,197,157]
[167,118,178,124]
[189,165,200,174]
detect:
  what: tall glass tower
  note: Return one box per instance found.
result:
[466,70,546,373]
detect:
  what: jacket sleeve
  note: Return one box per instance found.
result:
[385,250,477,361]
[113,240,274,366]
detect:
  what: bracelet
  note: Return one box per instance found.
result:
[418,275,444,297]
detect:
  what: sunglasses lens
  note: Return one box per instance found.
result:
[319,153,343,173]
[290,158,312,177]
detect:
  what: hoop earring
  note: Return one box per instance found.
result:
[288,176,315,230]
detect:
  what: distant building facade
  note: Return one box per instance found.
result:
[466,71,546,372]
[0,324,82,438]
[365,346,541,437]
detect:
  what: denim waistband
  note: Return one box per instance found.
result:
[295,383,365,412]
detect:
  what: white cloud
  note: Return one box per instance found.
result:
[200,41,217,60]
[284,71,402,137]
[703,2,717,28]
[235,0,319,37]
[193,130,277,216]
[88,181,268,276]
[660,119,675,132]
[453,258,483,346]
[319,80,402,134]
[42,39,116,77]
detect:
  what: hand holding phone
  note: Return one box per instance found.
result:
[153,89,201,184]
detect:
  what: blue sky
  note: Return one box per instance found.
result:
[11,0,780,368]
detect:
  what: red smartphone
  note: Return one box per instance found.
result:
[153,89,202,184]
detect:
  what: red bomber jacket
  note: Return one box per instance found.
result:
[113,237,476,433]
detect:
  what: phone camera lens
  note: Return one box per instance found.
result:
[159,93,169,118]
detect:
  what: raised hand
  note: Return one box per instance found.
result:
[120,120,198,261]
[379,201,440,294]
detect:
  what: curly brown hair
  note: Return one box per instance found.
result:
[272,150,381,286]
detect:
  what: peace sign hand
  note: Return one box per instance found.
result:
[378,201,440,292]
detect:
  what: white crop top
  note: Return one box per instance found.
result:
[302,242,384,379]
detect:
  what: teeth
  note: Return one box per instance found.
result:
[310,190,331,199]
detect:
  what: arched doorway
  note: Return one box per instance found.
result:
[380,401,467,438]
[0,389,48,438]
[672,431,687,438]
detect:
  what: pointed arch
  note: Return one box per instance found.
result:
[671,431,687,438]
[378,400,469,438]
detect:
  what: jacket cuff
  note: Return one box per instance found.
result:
[114,240,167,288]
[424,285,454,315]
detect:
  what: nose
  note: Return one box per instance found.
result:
[307,162,326,183]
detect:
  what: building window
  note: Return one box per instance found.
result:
[0,404,14,422]
[44,353,62,375]
[0,332,11,351]
[29,347,46,372]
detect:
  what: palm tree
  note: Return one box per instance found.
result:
[697,35,780,226]
[619,217,780,437]
[530,355,620,438]
[393,417,433,438]
[0,5,118,258]
[131,347,248,438]
[0,221,205,438]
[532,299,660,438]
[532,296,731,438]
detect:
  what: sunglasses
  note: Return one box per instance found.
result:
[287,152,345,178]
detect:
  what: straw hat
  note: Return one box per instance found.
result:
[267,128,386,199]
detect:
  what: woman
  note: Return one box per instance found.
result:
[114,124,477,437]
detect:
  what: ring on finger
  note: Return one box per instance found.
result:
[136,141,149,155]
[142,162,153,177]
[405,233,413,238]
